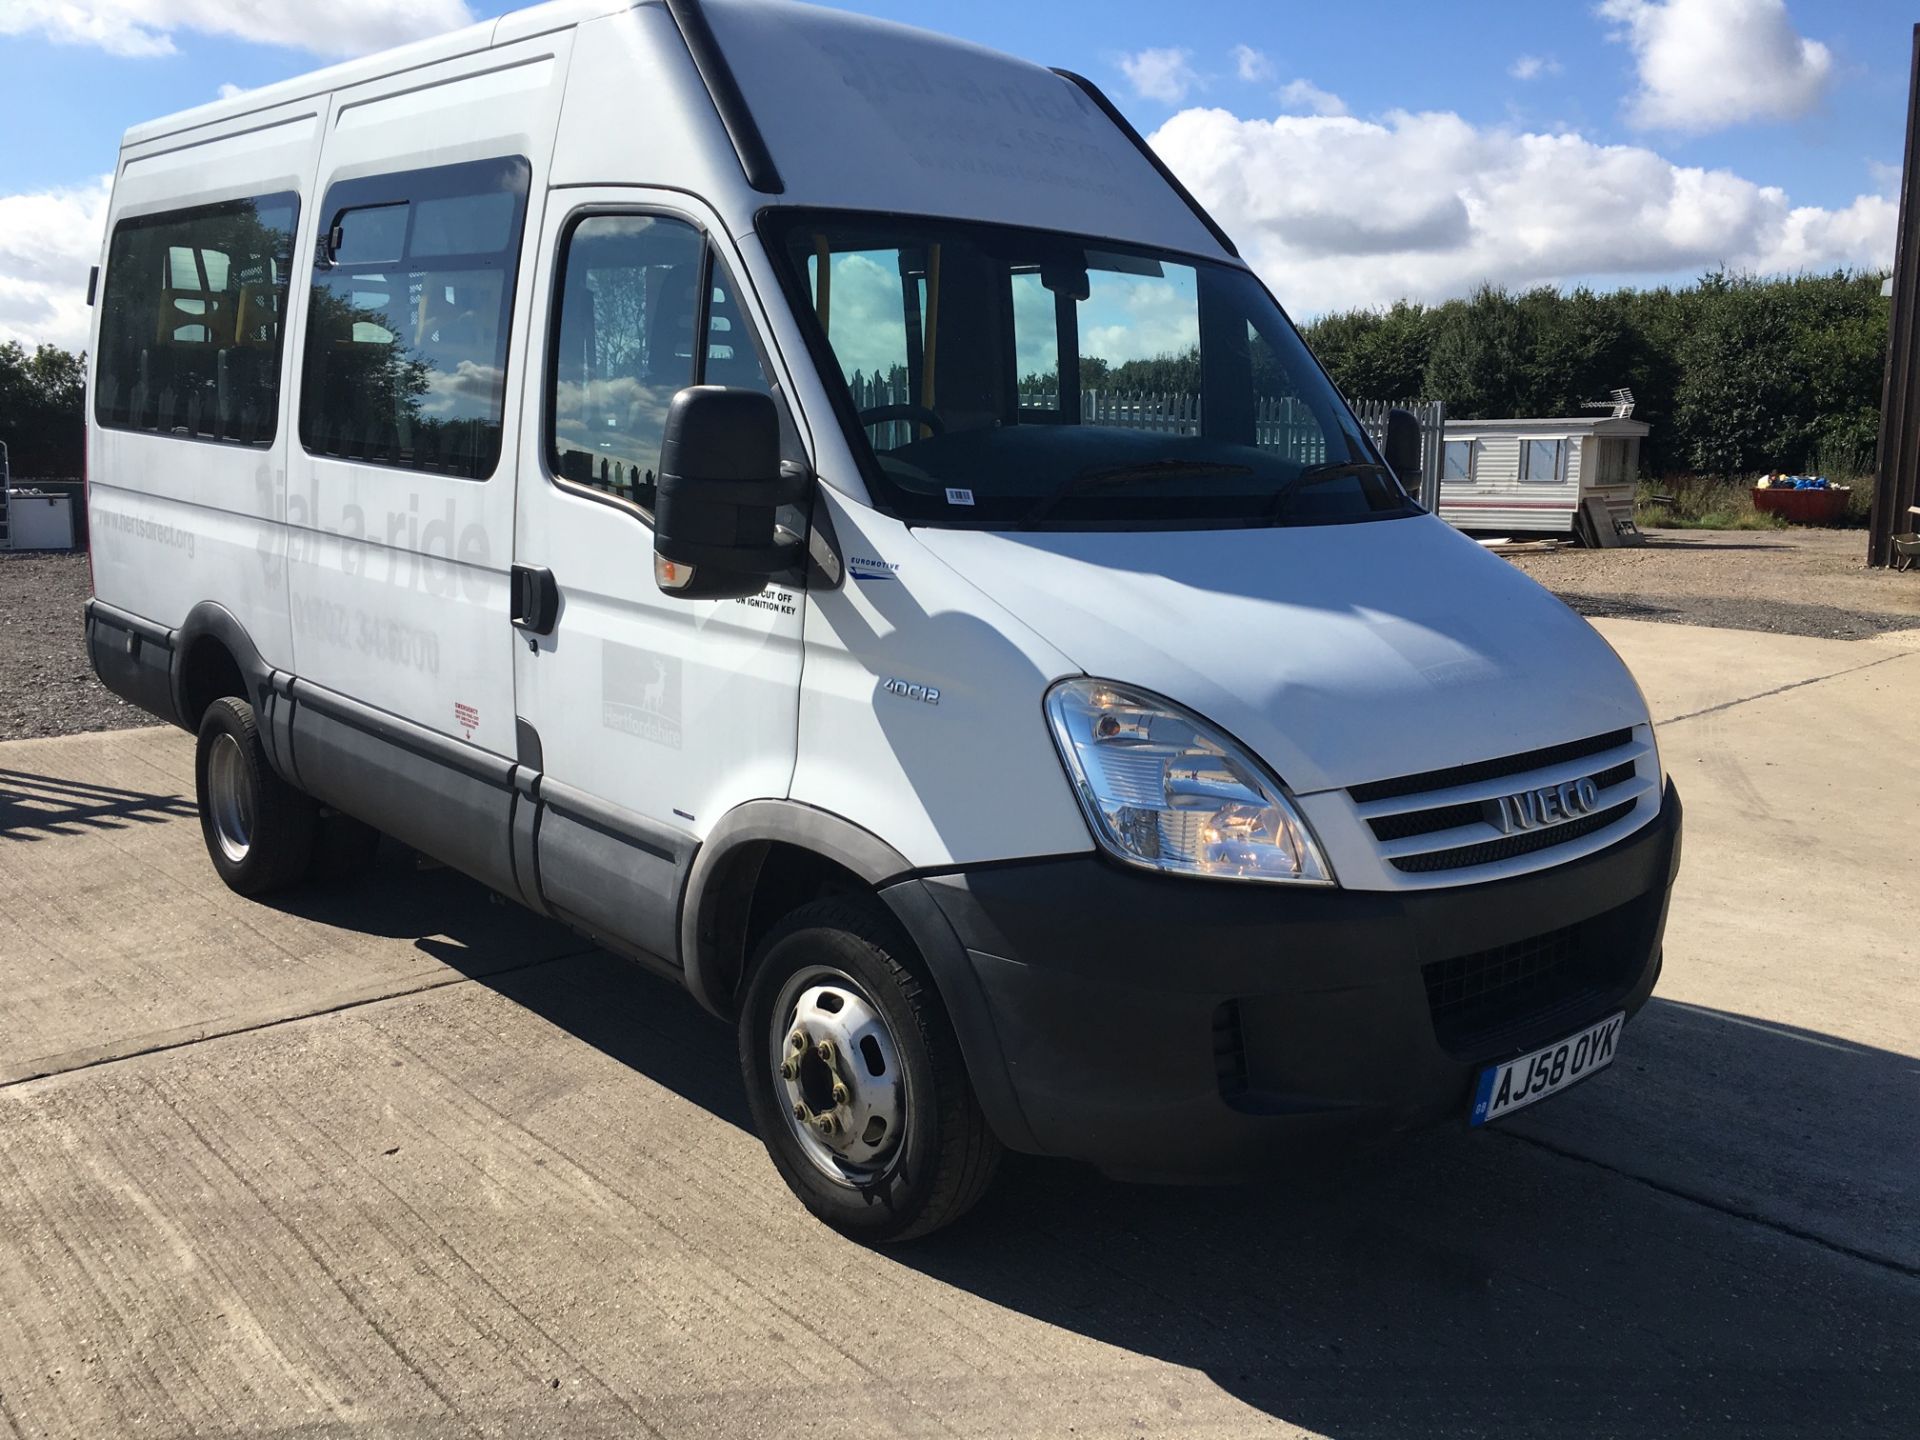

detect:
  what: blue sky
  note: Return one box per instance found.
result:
[0,0,1905,348]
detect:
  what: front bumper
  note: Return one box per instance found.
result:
[892,781,1681,1180]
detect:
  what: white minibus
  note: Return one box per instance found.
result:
[84,0,1681,1239]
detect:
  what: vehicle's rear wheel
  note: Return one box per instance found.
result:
[738,898,1001,1243]
[194,696,317,895]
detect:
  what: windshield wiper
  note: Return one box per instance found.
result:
[1266,460,1395,520]
[1021,459,1254,527]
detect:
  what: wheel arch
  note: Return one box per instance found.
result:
[681,800,1038,1154]
[172,601,274,730]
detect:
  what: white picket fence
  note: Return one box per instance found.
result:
[845,376,1445,509]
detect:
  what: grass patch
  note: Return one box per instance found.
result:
[1637,479,1786,530]
[1636,473,1876,531]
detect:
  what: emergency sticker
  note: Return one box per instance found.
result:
[453,702,479,738]
[944,487,975,506]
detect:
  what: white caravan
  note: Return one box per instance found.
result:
[1438,415,1650,538]
[85,0,1681,1240]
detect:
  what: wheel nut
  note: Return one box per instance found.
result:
[779,1059,797,1081]
[792,1102,807,1121]
[814,1114,837,1136]
[789,1032,806,1052]
[816,1040,834,1063]
[831,1082,850,1105]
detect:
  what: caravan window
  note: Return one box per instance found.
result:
[546,213,775,514]
[94,192,299,445]
[1592,437,1633,483]
[1521,439,1565,483]
[1443,439,1476,483]
[298,156,531,480]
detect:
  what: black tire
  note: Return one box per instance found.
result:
[194,696,317,896]
[738,897,1002,1243]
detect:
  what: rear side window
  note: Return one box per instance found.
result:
[299,156,530,480]
[95,192,299,445]
[547,212,774,512]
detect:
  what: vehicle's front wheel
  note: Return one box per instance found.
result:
[194,696,317,896]
[738,898,1002,1243]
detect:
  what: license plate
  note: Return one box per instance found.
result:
[1470,1012,1623,1126]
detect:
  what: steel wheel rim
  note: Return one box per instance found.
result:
[207,733,254,865]
[769,965,907,1188]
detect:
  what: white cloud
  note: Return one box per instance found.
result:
[0,1,477,61]
[1232,45,1273,83]
[216,82,246,100]
[1119,47,1202,105]
[1277,80,1348,118]
[0,178,112,352]
[1510,54,1563,81]
[1147,107,1894,315]
[1597,0,1832,133]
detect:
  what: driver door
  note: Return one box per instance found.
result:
[511,189,806,961]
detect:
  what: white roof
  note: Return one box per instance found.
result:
[1444,416,1650,438]
[119,0,1230,261]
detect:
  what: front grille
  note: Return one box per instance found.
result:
[1349,724,1649,879]
[1389,798,1637,873]
[1423,906,1638,1057]
[1350,728,1633,805]
[1368,761,1636,844]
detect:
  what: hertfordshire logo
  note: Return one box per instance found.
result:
[603,642,682,750]
[1486,776,1601,836]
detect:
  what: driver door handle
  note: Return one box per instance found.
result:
[510,564,559,637]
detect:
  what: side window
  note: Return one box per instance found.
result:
[1522,438,1564,483]
[548,213,774,511]
[298,156,530,480]
[1443,439,1475,483]
[95,192,299,445]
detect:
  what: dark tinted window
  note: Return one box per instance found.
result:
[94,192,299,445]
[548,214,773,511]
[298,156,530,480]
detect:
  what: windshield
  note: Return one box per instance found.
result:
[763,211,1411,529]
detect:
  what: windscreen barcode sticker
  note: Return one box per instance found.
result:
[945,488,975,506]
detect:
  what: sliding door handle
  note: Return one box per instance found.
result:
[510,564,559,636]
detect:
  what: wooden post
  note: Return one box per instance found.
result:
[1870,26,1920,567]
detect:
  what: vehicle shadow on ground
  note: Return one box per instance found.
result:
[272,841,1913,1437]
[0,767,199,841]
[262,838,602,970]
[405,892,1914,1438]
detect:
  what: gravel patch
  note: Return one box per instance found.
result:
[1507,528,1920,642]
[0,551,150,740]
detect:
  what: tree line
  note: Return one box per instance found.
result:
[1299,270,1888,479]
[0,342,85,478]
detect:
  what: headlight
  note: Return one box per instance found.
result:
[1044,678,1334,886]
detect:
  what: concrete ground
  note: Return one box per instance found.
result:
[0,619,1914,1439]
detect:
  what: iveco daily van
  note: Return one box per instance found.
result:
[84,0,1682,1239]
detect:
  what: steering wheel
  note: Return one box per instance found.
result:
[857,403,945,438]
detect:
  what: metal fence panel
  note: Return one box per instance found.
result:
[844,378,1445,510]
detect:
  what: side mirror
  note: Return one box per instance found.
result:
[1382,407,1428,503]
[654,386,806,600]
[1383,407,1423,501]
